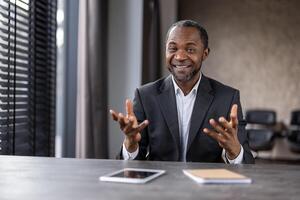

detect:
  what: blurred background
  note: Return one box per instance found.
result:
[0,0,299,164]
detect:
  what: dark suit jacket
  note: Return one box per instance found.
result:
[122,75,254,164]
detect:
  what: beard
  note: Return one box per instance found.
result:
[168,64,201,83]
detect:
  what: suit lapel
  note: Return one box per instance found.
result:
[187,75,214,152]
[156,76,180,151]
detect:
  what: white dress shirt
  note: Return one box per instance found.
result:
[123,73,244,164]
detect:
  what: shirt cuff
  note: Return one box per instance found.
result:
[222,145,244,164]
[122,143,139,160]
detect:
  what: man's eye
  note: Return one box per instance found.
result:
[187,48,196,53]
[168,47,177,52]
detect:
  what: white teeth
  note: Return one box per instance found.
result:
[175,65,189,68]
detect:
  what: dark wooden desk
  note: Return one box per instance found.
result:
[0,156,299,200]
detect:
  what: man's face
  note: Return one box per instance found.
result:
[166,26,209,84]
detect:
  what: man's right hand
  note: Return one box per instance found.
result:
[110,99,149,153]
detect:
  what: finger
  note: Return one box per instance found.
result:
[126,99,134,116]
[134,132,141,142]
[121,113,130,124]
[135,120,149,133]
[123,117,134,133]
[209,119,229,138]
[218,117,234,134]
[118,113,127,128]
[230,104,238,129]
[203,128,225,143]
[125,120,149,137]
[110,109,119,121]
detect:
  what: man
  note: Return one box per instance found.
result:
[110,20,254,164]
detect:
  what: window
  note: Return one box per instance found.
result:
[0,0,56,156]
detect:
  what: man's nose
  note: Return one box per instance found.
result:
[174,50,187,61]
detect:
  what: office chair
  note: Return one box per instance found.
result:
[287,110,300,153]
[246,110,277,151]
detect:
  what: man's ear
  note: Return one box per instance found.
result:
[202,48,210,60]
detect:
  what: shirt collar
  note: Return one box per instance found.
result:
[171,72,202,96]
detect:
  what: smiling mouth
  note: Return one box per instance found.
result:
[173,65,191,69]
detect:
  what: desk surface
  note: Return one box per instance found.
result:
[0,156,299,200]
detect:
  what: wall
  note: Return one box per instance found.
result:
[179,0,300,123]
[108,0,143,158]
[160,0,178,75]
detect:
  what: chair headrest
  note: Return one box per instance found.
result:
[291,110,300,125]
[246,110,276,125]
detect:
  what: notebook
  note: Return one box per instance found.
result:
[183,169,252,184]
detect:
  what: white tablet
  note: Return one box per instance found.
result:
[99,168,166,184]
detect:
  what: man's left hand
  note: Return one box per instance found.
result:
[203,104,241,160]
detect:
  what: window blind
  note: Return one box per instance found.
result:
[0,0,56,156]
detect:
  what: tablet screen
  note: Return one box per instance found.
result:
[111,170,157,179]
[100,168,165,184]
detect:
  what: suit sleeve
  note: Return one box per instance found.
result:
[232,90,255,164]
